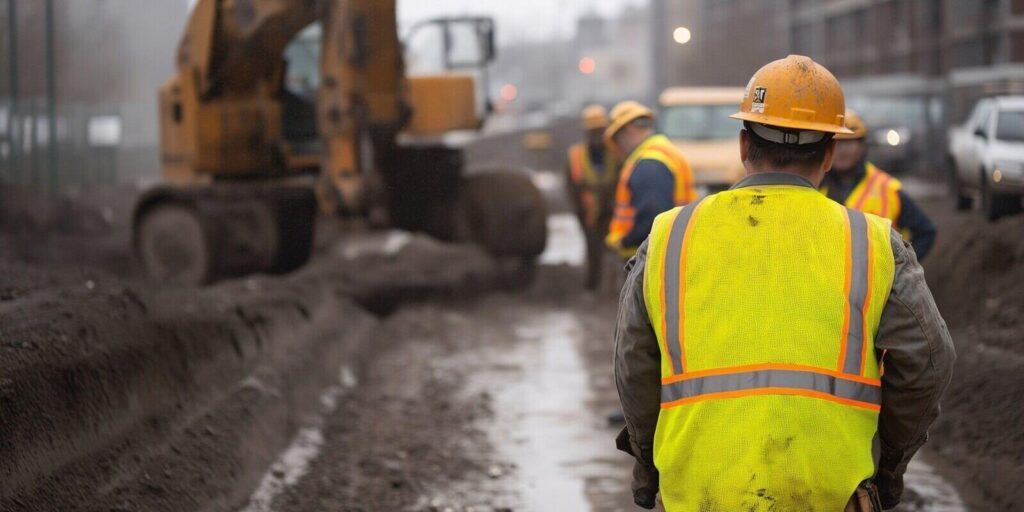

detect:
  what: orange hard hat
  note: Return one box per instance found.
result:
[835,108,867,140]
[604,100,653,144]
[581,104,609,130]
[730,55,853,140]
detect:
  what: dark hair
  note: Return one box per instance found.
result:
[744,123,832,170]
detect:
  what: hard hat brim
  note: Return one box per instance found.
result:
[834,131,866,140]
[604,110,653,144]
[730,111,855,135]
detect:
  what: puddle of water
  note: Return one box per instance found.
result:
[486,311,631,512]
[539,214,586,267]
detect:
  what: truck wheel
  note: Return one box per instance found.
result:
[948,158,972,211]
[980,169,1021,222]
[136,203,211,285]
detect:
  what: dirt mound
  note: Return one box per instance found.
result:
[919,200,1024,510]
[925,208,1024,332]
[0,228,516,510]
[0,268,377,511]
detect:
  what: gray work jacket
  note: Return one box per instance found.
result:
[613,172,956,477]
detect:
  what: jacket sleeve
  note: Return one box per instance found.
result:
[620,160,676,249]
[875,230,956,477]
[896,190,937,261]
[614,240,662,462]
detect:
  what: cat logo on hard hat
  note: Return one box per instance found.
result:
[752,86,767,113]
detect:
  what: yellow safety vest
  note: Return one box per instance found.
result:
[607,134,696,257]
[567,142,616,228]
[823,161,904,230]
[643,174,895,511]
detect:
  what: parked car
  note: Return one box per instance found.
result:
[658,87,745,193]
[846,94,944,174]
[948,96,1024,220]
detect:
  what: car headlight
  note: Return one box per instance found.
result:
[993,160,1024,181]
[874,128,910,147]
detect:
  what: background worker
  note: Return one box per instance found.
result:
[566,104,618,290]
[604,101,696,259]
[821,109,938,259]
[614,55,955,511]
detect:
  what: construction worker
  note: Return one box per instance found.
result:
[604,101,696,259]
[566,104,618,290]
[821,109,937,260]
[614,55,955,511]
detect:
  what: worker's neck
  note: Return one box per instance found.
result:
[745,165,825,187]
[622,130,655,156]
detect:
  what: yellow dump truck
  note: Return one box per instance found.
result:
[658,87,745,192]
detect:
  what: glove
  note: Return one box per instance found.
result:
[873,467,903,510]
[615,427,659,509]
[631,459,659,509]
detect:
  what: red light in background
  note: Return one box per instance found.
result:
[499,84,518,101]
[578,57,596,75]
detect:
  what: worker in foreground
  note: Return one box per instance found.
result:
[604,101,696,259]
[614,55,955,511]
[820,109,937,259]
[566,105,618,290]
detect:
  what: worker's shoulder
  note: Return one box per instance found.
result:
[868,162,903,188]
[567,141,584,157]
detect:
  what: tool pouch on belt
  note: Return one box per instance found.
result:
[844,483,884,512]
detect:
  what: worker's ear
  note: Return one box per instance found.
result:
[739,129,749,163]
[820,138,837,174]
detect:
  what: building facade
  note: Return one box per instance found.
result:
[651,0,1024,171]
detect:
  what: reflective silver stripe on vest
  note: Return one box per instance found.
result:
[663,199,703,374]
[661,369,882,406]
[843,209,870,375]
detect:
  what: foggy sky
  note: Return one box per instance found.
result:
[184,0,645,45]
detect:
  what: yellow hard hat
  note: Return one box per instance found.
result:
[835,108,867,140]
[730,55,853,138]
[581,104,609,130]
[604,101,654,144]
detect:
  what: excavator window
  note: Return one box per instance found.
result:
[282,23,321,151]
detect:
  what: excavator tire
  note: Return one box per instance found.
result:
[135,202,211,286]
[460,170,548,259]
[133,183,316,286]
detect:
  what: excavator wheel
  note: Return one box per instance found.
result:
[133,184,316,286]
[460,170,548,259]
[135,202,211,286]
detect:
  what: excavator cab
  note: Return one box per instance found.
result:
[134,1,546,286]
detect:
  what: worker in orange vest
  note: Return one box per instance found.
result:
[566,104,618,290]
[604,101,696,259]
[821,109,937,259]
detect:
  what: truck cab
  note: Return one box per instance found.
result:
[658,87,745,194]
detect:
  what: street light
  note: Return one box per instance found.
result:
[499,84,518,102]
[578,57,596,75]
[673,26,692,45]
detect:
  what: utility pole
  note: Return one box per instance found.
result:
[7,0,18,183]
[45,0,58,195]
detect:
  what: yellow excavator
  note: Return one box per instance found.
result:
[133,0,547,284]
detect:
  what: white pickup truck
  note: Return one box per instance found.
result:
[948,96,1024,220]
